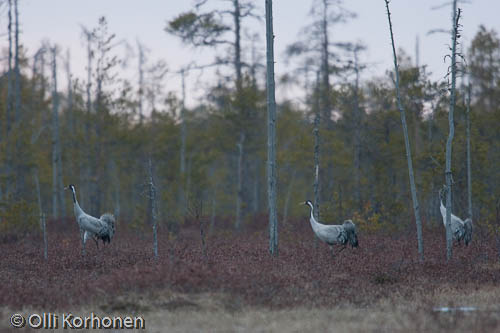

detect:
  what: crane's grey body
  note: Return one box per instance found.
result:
[439,192,472,246]
[303,200,358,252]
[67,184,115,248]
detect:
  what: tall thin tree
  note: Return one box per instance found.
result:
[50,46,64,218]
[445,2,461,261]
[384,0,424,260]
[466,82,472,220]
[266,0,278,255]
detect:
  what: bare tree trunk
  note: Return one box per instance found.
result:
[320,0,332,126]
[65,49,74,132]
[83,28,93,211]
[353,48,362,209]
[13,0,22,193]
[148,157,159,259]
[313,71,321,223]
[266,0,278,256]
[233,0,242,89]
[235,133,245,230]
[466,82,472,219]
[5,0,13,197]
[384,0,424,261]
[445,2,460,261]
[179,68,187,216]
[51,47,61,218]
[6,0,13,135]
[137,40,145,124]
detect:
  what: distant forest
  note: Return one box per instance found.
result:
[0,1,498,239]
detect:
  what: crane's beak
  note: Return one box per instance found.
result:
[298,201,306,206]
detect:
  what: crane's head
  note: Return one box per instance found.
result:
[65,184,76,193]
[301,200,313,208]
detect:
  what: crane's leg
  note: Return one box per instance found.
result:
[80,228,86,256]
[329,245,335,258]
[93,235,99,249]
[338,245,346,254]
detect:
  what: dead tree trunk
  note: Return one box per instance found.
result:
[148,157,159,259]
[235,133,245,230]
[266,0,278,255]
[384,0,424,261]
[313,70,321,224]
[353,47,362,209]
[5,0,13,197]
[51,46,63,218]
[445,3,460,261]
[466,82,472,219]
[179,68,187,216]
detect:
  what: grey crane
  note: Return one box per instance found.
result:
[302,200,358,256]
[439,188,472,246]
[65,184,115,250]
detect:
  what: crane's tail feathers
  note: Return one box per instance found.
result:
[464,218,473,246]
[343,220,359,248]
[98,213,116,244]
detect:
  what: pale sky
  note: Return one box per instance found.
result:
[6,0,500,108]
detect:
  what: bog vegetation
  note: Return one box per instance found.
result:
[0,1,499,329]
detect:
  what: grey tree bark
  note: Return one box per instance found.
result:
[313,71,321,223]
[51,46,64,218]
[466,82,472,219]
[179,68,187,216]
[235,133,245,230]
[320,0,332,126]
[4,0,13,198]
[384,0,424,261]
[6,0,13,134]
[445,2,460,261]
[352,47,362,209]
[266,0,278,256]
[148,157,159,259]
[82,27,93,211]
[137,40,146,124]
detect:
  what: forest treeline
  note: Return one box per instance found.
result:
[0,2,498,237]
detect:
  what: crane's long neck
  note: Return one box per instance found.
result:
[308,203,319,226]
[71,188,84,218]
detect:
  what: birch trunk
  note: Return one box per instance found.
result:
[445,2,460,261]
[384,0,424,261]
[266,0,278,255]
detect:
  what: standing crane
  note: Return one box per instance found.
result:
[439,187,472,246]
[65,184,115,251]
[302,200,358,256]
